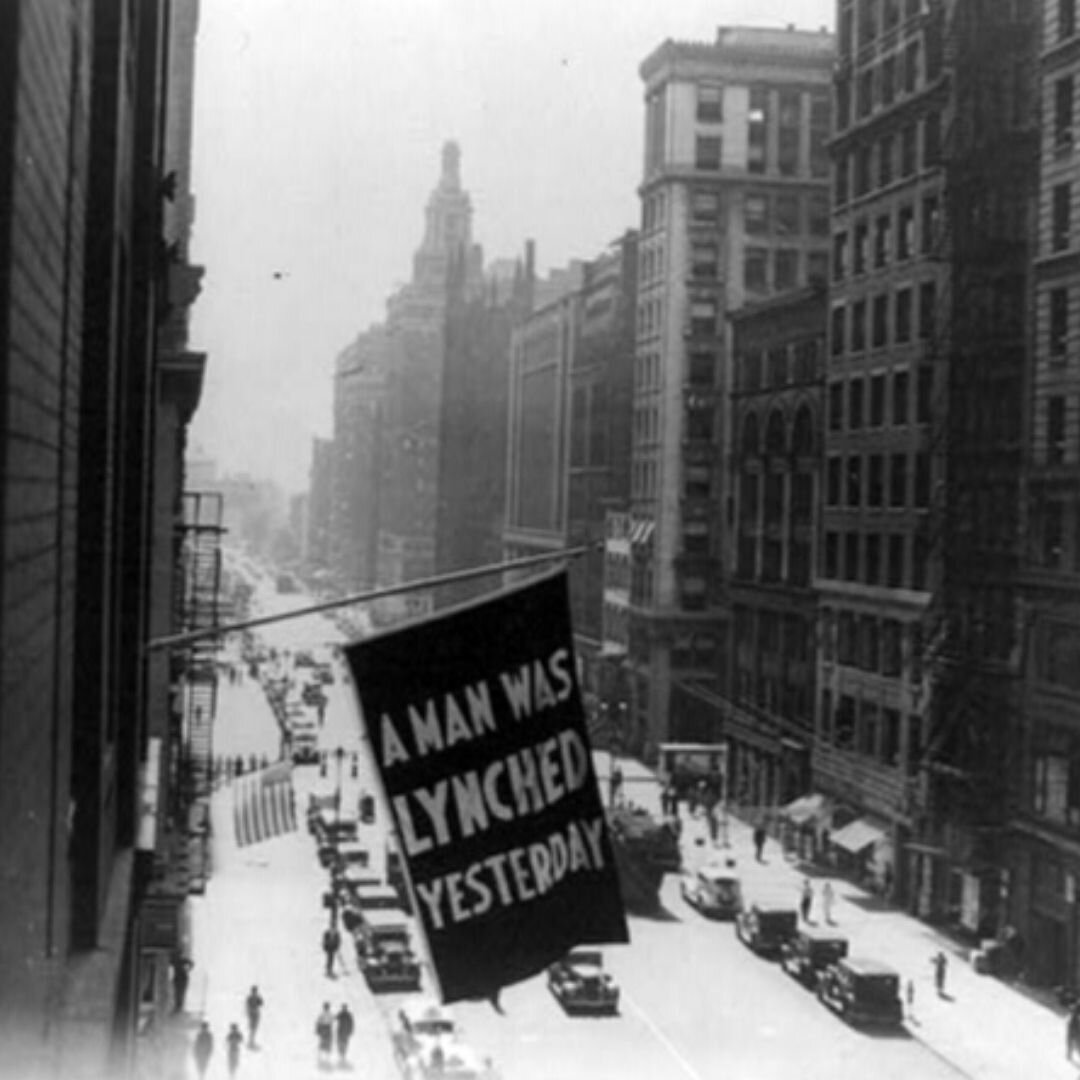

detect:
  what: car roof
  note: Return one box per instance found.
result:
[842,956,899,976]
[800,927,849,943]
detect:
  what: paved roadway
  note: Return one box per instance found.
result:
[211,566,970,1080]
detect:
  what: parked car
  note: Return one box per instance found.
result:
[680,862,743,919]
[780,927,849,987]
[816,956,905,1028]
[355,909,422,993]
[547,949,619,1015]
[735,901,799,958]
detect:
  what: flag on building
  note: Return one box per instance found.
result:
[344,569,629,1004]
[233,761,298,847]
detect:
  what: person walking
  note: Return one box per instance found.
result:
[170,951,192,1014]
[244,985,264,1048]
[753,824,767,863]
[226,1022,243,1077]
[822,880,836,924]
[1067,1001,1080,1062]
[799,879,814,924]
[192,1021,214,1080]
[315,1003,335,1067]
[932,950,948,996]
[335,1003,355,1066]
[322,924,341,977]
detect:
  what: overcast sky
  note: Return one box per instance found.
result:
[187,0,835,493]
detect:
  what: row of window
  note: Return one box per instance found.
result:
[736,338,824,393]
[827,367,931,431]
[822,529,930,590]
[836,33,929,131]
[833,193,941,278]
[819,689,921,774]
[838,0,927,58]
[835,112,941,205]
[825,451,932,511]
[821,608,915,680]
[746,246,829,296]
[830,280,940,356]
[746,191,830,240]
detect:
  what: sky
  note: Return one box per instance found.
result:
[187,0,835,494]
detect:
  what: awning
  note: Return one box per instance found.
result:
[830,818,887,854]
[630,521,655,545]
[780,793,830,827]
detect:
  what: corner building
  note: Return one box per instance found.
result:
[630,26,833,758]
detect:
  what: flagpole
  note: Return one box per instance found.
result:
[148,542,599,652]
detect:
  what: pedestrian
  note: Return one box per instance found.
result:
[610,765,624,806]
[932,950,948,996]
[822,880,836,924]
[906,978,916,1021]
[192,1021,214,1080]
[335,1003,355,1065]
[170,950,192,1013]
[1068,1001,1080,1062]
[234,754,245,777]
[244,985,264,1048]
[315,1002,334,1067]
[753,824,767,863]
[226,1022,243,1077]
[800,878,814,923]
[322,924,341,977]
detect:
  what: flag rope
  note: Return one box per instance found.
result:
[148,542,600,652]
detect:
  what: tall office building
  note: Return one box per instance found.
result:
[630,26,833,758]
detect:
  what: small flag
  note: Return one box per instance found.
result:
[233,761,298,847]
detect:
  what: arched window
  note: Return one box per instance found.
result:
[741,412,760,456]
[765,409,787,457]
[792,405,814,456]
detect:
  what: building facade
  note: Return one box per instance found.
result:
[631,26,833,760]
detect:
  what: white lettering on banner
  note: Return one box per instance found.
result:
[378,652,573,768]
[392,730,592,856]
[413,815,608,931]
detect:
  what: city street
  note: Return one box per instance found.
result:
[150,568,1080,1080]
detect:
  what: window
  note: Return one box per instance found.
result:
[895,288,913,343]
[856,145,873,197]
[1051,288,1069,358]
[923,111,941,167]
[904,40,920,93]
[748,87,768,173]
[767,346,789,386]
[692,190,721,222]
[878,134,894,187]
[775,194,800,235]
[881,55,896,108]
[1056,76,1075,150]
[778,91,801,175]
[838,613,856,666]
[808,251,829,284]
[854,220,869,274]
[919,280,937,340]
[915,452,931,507]
[912,534,929,590]
[866,533,882,583]
[696,136,722,170]
[831,306,846,356]
[810,93,830,177]
[692,241,719,280]
[898,204,915,260]
[689,350,714,387]
[882,708,901,766]
[744,248,768,291]
[870,375,886,426]
[1065,0,1078,41]
[825,531,839,578]
[852,299,867,351]
[1049,396,1067,465]
[833,232,848,280]
[1043,500,1065,567]
[844,533,859,582]
[697,82,723,122]
[917,365,933,421]
[849,378,865,429]
[890,453,908,507]
[847,455,863,507]
[809,193,829,237]
[868,454,885,507]
[882,623,902,677]
[921,194,940,253]
[872,294,889,347]
[691,297,718,336]
[829,381,844,430]
[874,215,891,267]
[1054,183,1072,252]
[835,695,856,748]
[887,534,905,587]
[893,371,910,425]
[835,152,850,204]
[901,124,917,176]
[745,194,769,234]
[775,249,799,291]
[827,457,841,506]
[857,68,874,119]
[859,619,880,675]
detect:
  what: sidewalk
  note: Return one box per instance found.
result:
[606,755,1076,1080]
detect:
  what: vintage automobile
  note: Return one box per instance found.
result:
[392,999,462,1066]
[301,681,327,707]
[780,927,850,987]
[816,956,905,1027]
[355,909,422,993]
[734,901,799,958]
[401,1043,491,1080]
[289,720,320,765]
[547,949,620,1015]
[680,861,743,919]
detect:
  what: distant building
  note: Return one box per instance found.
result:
[304,437,334,576]
[630,25,833,758]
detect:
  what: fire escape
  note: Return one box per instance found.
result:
[912,0,1037,887]
[177,491,225,806]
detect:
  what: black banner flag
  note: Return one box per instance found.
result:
[344,570,629,1003]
